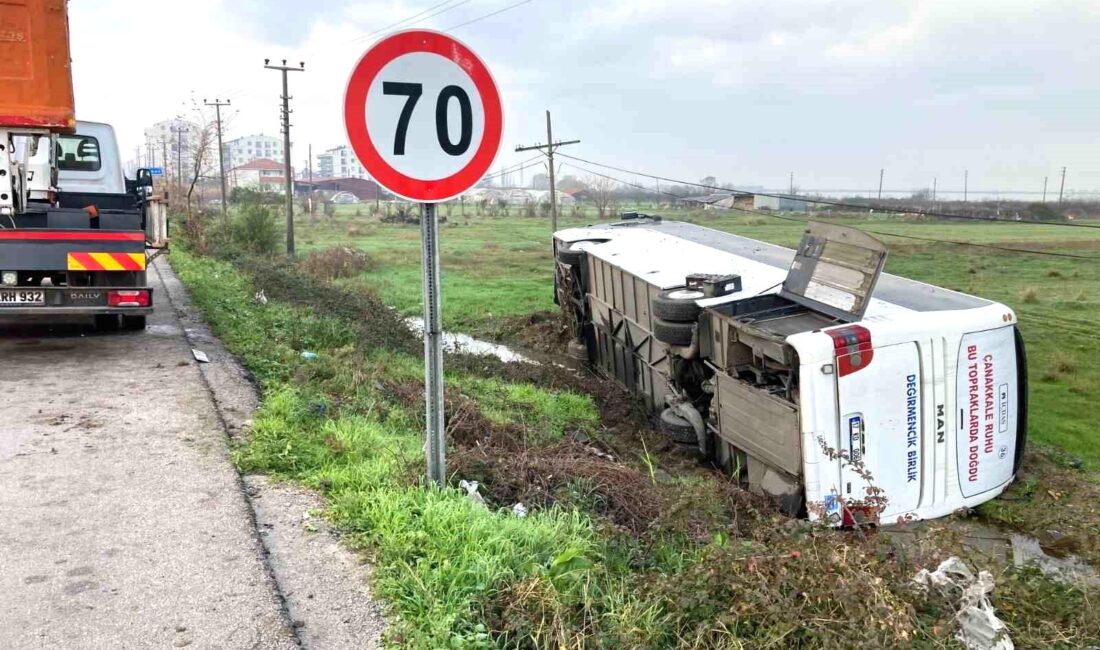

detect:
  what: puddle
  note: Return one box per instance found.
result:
[405,317,533,364]
[146,324,183,337]
[886,519,1098,587]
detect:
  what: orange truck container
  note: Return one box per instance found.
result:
[0,0,74,131]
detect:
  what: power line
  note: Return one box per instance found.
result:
[443,0,537,30]
[557,153,1100,230]
[516,110,580,232]
[481,155,544,182]
[351,0,475,45]
[559,160,1100,261]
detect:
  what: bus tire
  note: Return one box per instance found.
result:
[652,289,704,322]
[660,408,698,444]
[653,318,694,346]
[556,245,586,267]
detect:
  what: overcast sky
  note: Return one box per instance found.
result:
[70,0,1100,195]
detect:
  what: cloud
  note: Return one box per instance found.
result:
[68,0,1100,192]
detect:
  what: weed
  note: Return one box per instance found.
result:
[1019,286,1040,303]
[299,246,375,281]
[1050,351,1078,377]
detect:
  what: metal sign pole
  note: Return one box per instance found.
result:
[421,202,446,486]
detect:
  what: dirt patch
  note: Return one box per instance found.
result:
[484,311,574,356]
[383,378,759,536]
[977,449,1100,566]
[242,258,420,355]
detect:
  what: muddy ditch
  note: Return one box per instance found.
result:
[244,257,1100,583]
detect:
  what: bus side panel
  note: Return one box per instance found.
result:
[955,326,1018,498]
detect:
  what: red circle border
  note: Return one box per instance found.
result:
[343,30,503,203]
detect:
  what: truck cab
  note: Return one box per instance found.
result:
[56,122,126,195]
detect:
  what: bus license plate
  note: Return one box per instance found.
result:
[0,289,45,306]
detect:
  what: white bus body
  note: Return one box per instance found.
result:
[553,218,1026,525]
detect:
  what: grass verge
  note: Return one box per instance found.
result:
[171,247,1098,648]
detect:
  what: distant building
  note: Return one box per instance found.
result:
[316,145,367,180]
[223,134,284,171]
[751,194,809,212]
[530,173,549,190]
[228,158,292,194]
[295,177,382,202]
[143,118,200,178]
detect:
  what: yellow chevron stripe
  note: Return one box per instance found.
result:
[89,252,125,271]
[128,253,147,269]
[67,254,87,271]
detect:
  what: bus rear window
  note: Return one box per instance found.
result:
[56,135,101,172]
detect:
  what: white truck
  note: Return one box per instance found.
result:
[554,216,1026,525]
[0,2,158,329]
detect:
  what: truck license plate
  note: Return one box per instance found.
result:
[0,289,45,306]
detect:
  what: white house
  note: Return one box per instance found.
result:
[229,158,292,194]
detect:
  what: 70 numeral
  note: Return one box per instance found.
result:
[382,81,473,156]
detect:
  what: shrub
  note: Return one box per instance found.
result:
[299,246,375,281]
[230,204,281,256]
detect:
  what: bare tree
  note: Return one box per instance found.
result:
[182,102,218,218]
[588,175,618,219]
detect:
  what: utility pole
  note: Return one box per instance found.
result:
[932,177,937,203]
[1042,176,1048,202]
[204,98,231,217]
[307,143,314,216]
[877,168,884,200]
[789,171,794,196]
[1058,166,1066,203]
[515,110,579,233]
[265,58,305,255]
[964,170,968,202]
[172,125,187,188]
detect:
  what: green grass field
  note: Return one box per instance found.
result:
[173,204,1100,647]
[294,205,1100,468]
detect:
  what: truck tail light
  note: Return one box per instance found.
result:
[108,290,150,307]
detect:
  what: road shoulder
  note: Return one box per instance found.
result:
[156,258,385,648]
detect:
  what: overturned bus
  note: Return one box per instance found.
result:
[553,216,1027,525]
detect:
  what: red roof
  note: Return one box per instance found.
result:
[231,158,285,172]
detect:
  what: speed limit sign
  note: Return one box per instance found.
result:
[344,30,503,202]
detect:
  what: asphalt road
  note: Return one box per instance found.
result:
[0,260,382,649]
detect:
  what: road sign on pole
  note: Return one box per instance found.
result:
[345,30,503,485]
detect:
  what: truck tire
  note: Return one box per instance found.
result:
[556,245,586,267]
[122,315,147,331]
[652,318,694,346]
[660,408,698,444]
[652,289,704,322]
[94,314,119,331]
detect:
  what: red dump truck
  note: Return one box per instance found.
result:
[0,0,159,330]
